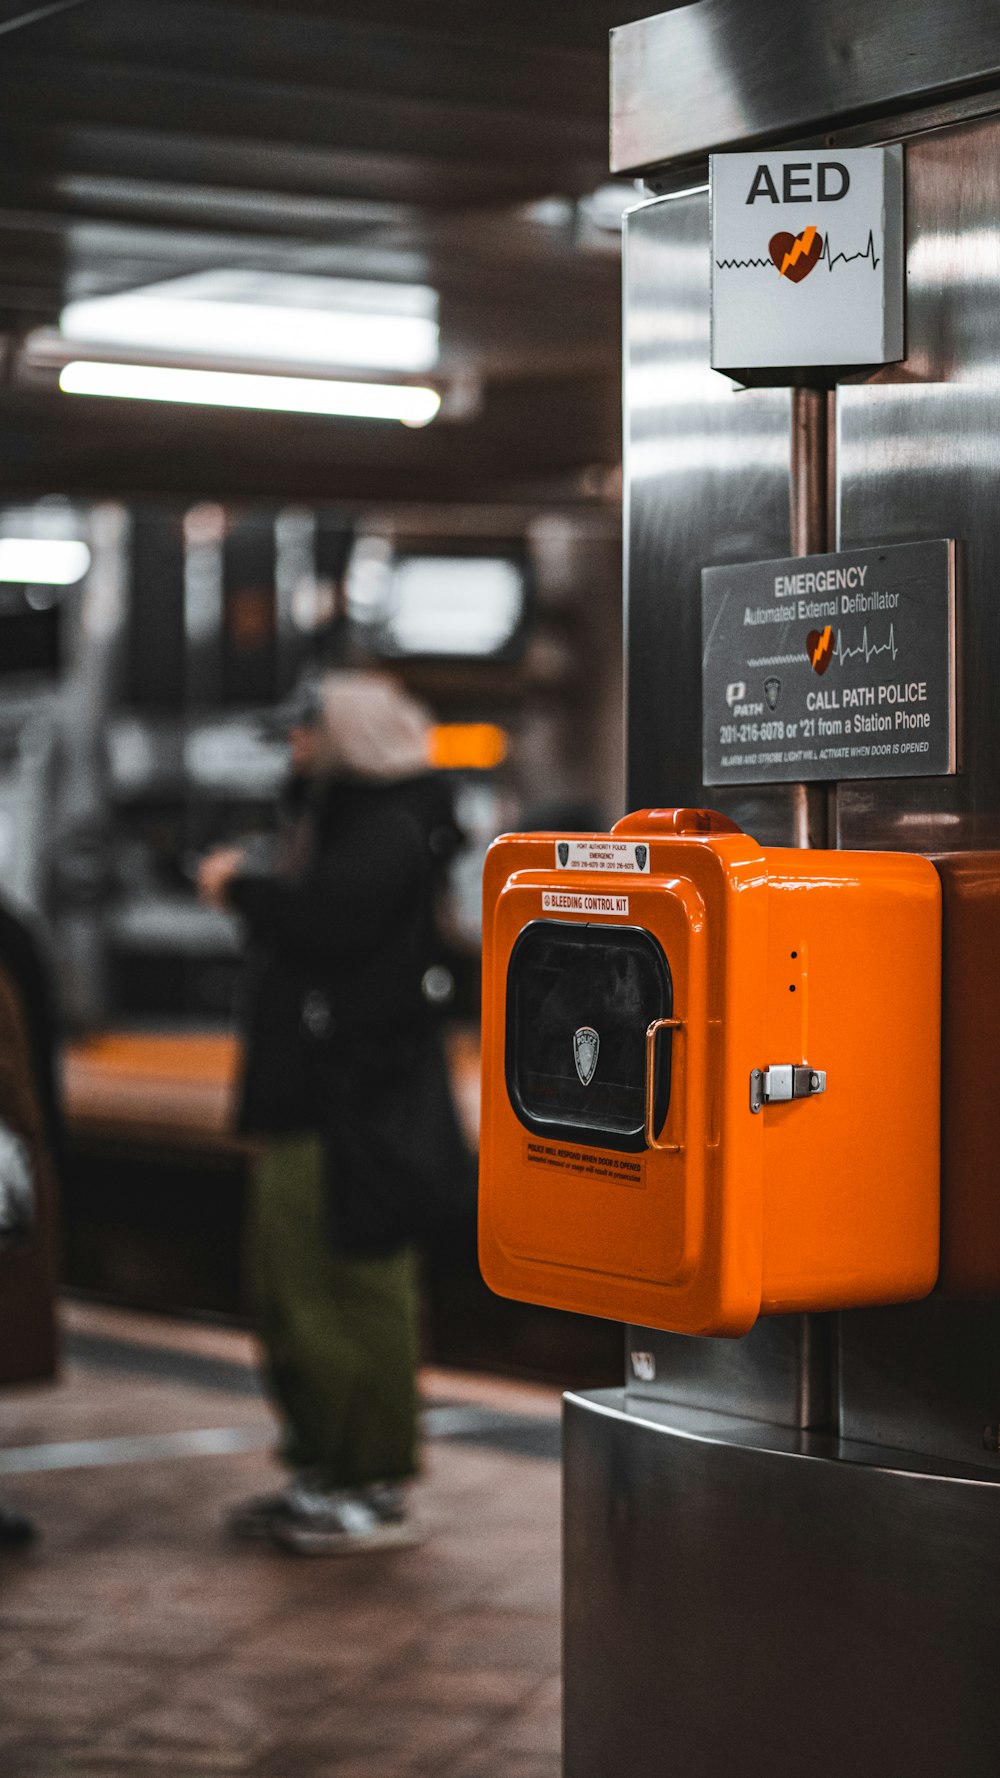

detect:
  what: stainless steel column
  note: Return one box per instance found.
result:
[833,112,1000,1467]
[564,43,1000,1778]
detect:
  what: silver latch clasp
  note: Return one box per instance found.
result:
[749,1065,826,1114]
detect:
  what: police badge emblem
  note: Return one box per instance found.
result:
[557,841,570,866]
[764,677,781,711]
[634,845,647,870]
[573,1026,600,1086]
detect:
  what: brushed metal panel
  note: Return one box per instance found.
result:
[835,115,1000,853]
[611,1,1000,174]
[832,114,1000,1457]
[624,191,803,844]
[626,1316,834,1429]
[564,1390,1000,1778]
[837,1300,1000,1470]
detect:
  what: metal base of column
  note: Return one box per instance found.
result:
[564,1390,1000,1778]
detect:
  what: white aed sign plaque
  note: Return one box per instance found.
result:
[710,146,904,374]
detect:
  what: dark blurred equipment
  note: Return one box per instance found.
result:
[62,1032,250,1314]
[0,585,61,678]
[127,509,186,711]
[347,542,531,663]
[0,900,61,1392]
[222,515,277,707]
[86,505,357,1025]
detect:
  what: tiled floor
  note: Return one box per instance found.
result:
[0,1303,562,1777]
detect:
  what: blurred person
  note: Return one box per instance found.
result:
[198,671,473,1555]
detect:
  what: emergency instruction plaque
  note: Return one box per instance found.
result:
[702,540,956,785]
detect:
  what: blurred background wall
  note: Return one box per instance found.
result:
[0,0,647,1381]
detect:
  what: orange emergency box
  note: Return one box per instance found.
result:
[479,808,941,1336]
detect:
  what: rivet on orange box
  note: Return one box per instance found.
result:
[478,808,941,1337]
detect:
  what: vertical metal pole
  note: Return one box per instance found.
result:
[790,388,833,851]
[789,387,828,558]
[825,389,840,848]
[789,386,837,1429]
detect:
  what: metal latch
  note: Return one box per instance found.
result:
[749,1065,826,1114]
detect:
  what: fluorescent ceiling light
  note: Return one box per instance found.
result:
[59,360,441,427]
[0,537,90,584]
[59,271,439,373]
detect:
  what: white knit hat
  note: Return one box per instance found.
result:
[313,670,433,782]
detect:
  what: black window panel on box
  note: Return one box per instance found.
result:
[223,516,276,706]
[128,509,186,708]
[505,922,672,1152]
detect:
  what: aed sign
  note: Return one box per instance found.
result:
[710,146,904,374]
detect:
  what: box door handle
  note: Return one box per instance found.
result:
[645,1017,683,1152]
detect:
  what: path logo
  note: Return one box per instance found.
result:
[769,224,823,282]
[807,625,835,674]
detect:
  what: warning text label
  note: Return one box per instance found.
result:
[525,1138,644,1188]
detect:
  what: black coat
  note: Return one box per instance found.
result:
[0,898,66,1181]
[230,773,474,1255]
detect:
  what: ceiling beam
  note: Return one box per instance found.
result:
[0,54,607,168]
[39,1,607,119]
[1,120,597,208]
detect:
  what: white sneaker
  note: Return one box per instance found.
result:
[269,1481,421,1556]
[225,1469,332,1541]
[362,1480,409,1524]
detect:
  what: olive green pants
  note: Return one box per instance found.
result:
[248,1133,420,1489]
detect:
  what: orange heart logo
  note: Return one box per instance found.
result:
[769,225,824,282]
[807,626,835,674]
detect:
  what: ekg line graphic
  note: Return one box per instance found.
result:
[822,229,880,272]
[835,624,898,665]
[715,231,881,273]
[746,653,810,667]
